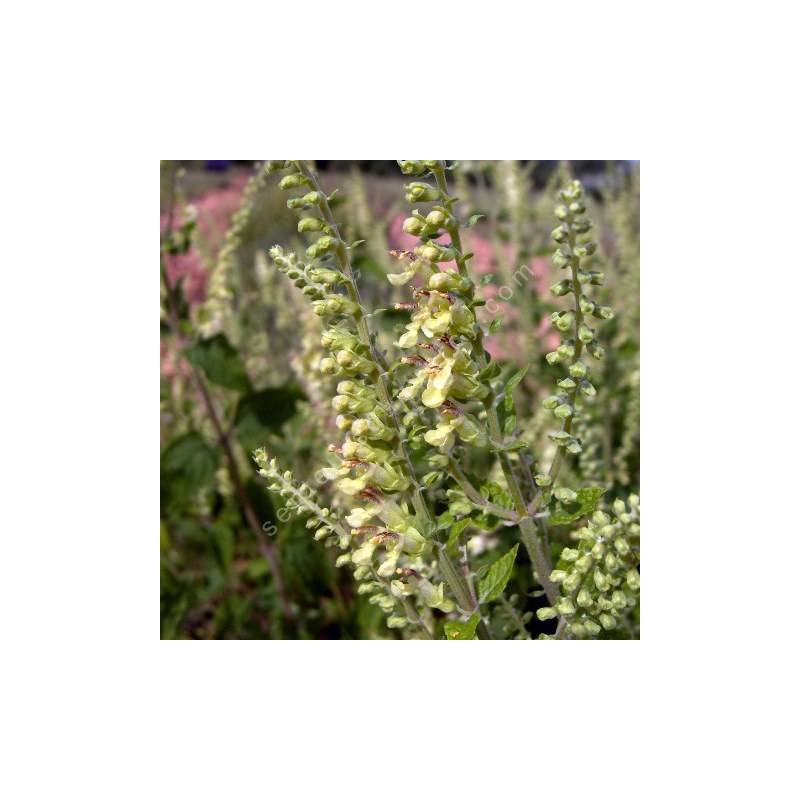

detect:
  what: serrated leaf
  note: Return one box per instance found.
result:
[184,334,251,393]
[234,386,304,451]
[445,612,480,640]
[548,486,606,526]
[435,510,455,531]
[478,544,519,603]
[466,213,486,228]
[504,366,528,395]
[445,518,471,548]
[160,431,219,510]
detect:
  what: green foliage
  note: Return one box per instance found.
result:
[160,432,218,510]
[478,544,519,603]
[184,334,252,393]
[234,386,305,451]
[445,612,481,640]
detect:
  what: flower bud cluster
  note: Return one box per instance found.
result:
[260,162,462,634]
[544,180,613,463]
[391,162,490,454]
[197,162,272,337]
[254,448,450,632]
[536,495,640,637]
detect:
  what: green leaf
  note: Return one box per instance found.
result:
[466,213,486,228]
[479,273,495,287]
[478,544,519,603]
[234,386,304,452]
[548,486,606,526]
[435,510,455,531]
[504,366,529,395]
[445,518,471,548]
[445,612,480,640]
[478,360,502,382]
[184,334,251,393]
[488,317,503,334]
[160,431,219,509]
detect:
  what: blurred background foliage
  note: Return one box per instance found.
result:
[160,160,639,639]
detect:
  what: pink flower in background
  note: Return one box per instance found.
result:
[160,174,250,307]
[162,251,207,305]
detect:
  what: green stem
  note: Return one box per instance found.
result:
[431,162,559,607]
[500,595,532,640]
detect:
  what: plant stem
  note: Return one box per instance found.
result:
[448,458,519,521]
[431,162,560,607]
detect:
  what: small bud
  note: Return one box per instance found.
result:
[554,487,578,503]
[579,379,597,397]
[402,216,424,236]
[584,618,601,636]
[426,209,447,227]
[550,569,568,583]
[594,305,614,320]
[551,225,569,243]
[556,598,575,616]
[577,588,593,608]
[587,342,606,360]
[546,351,562,365]
[335,414,353,431]
[536,607,557,621]
[593,569,610,592]
[552,249,571,269]
[279,173,310,190]
[578,323,594,343]
[405,182,441,203]
[551,279,573,297]
[534,473,552,487]
[599,613,617,630]
[579,296,596,315]
[604,553,620,572]
[614,537,631,556]
[569,361,588,378]
[572,219,592,233]
[297,217,326,233]
[554,312,574,332]
[319,357,338,375]
[626,569,640,591]
[555,204,569,220]
[554,403,573,419]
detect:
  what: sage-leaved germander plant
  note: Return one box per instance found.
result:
[253,160,639,640]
